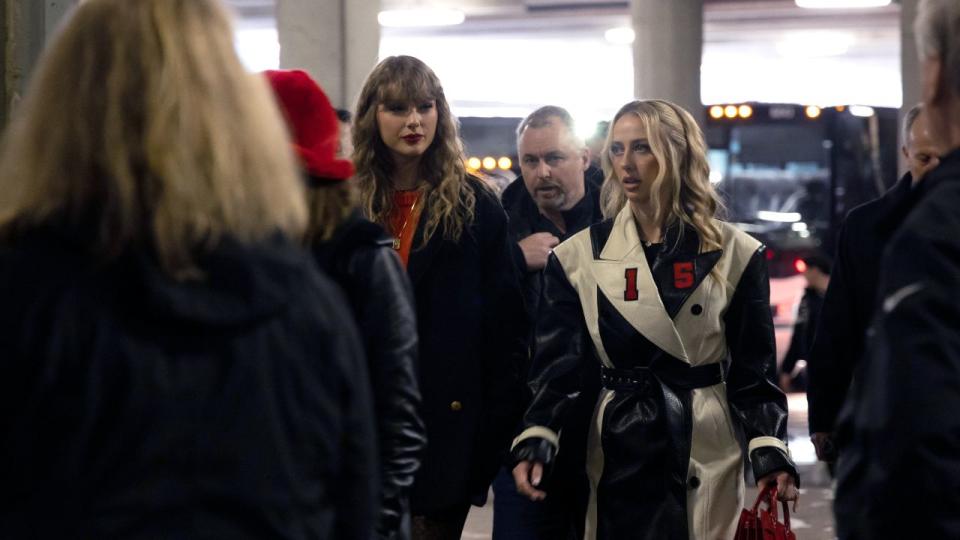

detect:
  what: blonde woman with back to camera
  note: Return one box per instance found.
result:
[352,55,528,540]
[510,99,799,539]
[0,1,377,538]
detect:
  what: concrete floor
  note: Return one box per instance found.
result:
[462,393,837,540]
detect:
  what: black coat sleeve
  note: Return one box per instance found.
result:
[806,220,858,434]
[343,241,426,540]
[470,187,528,497]
[723,248,798,484]
[835,195,960,539]
[509,253,589,469]
[325,289,379,540]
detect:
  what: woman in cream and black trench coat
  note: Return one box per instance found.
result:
[511,100,799,540]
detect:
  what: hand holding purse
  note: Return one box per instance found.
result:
[733,485,797,540]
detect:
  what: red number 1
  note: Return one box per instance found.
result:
[624,268,639,301]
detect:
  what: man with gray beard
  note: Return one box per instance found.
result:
[495,106,603,540]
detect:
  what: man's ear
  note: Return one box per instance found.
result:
[902,145,910,161]
[580,147,590,172]
[922,55,946,106]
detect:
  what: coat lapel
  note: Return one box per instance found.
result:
[649,222,722,319]
[406,202,444,286]
[595,206,688,362]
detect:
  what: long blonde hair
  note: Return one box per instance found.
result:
[353,55,475,245]
[0,0,306,278]
[600,99,724,253]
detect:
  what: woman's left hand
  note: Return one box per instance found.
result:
[757,470,799,511]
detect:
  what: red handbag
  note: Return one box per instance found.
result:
[733,485,796,540]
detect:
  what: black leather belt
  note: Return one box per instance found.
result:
[601,360,724,391]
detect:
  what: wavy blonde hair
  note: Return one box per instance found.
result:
[303,180,356,244]
[0,0,305,278]
[353,56,475,245]
[600,99,725,253]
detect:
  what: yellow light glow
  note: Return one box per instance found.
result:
[709,106,724,119]
[724,105,738,119]
[738,105,753,119]
[498,157,512,170]
[467,157,482,170]
[805,105,822,119]
[482,157,497,170]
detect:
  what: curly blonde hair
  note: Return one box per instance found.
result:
[0,0,305,279]
[352,56,475,245]
[600,99,724,253]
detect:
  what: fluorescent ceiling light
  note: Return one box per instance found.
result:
[796,0,890,8]
[604,27,635,45]
[757,211,802,223]
[776,31,854,58]
[849,105,875,117]
[378,8,465,28]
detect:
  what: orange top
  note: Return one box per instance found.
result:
[389,190,423,267]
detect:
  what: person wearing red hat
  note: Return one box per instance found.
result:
[264,69,427,540]
[352,56,527,540]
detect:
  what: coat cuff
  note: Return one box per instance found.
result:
[509,426,559,470]
[748,436,799,487]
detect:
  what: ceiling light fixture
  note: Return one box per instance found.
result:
[604,27,635,45]
[377,8,465,28]
[796,0,891,8]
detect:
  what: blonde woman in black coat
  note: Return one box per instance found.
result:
[0,1,375,538]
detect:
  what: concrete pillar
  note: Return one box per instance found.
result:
[900,0,921,145]
[277,0,381,110]
[2,0,77,128]
[630,0,704,125]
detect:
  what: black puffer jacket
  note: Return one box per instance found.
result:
[0,229,377,540]
[312,211,427,540]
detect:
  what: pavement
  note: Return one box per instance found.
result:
[462,393,837,540]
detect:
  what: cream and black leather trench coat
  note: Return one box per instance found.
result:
[512,206,797,540]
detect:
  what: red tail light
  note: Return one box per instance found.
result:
[794,258,807,273]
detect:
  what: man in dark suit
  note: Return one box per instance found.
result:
[493,106,604,540]
[834,0,960,535]
[806,103,942,463]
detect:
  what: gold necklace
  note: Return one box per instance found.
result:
[392,192,421,250]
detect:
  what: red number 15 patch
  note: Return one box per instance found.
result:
[673,262,694,289]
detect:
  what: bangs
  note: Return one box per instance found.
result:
[377,73,438,105]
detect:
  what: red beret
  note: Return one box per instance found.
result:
[263,69,354,181]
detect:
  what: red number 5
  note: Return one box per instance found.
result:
[674,262,694,289]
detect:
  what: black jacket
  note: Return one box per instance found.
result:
[503,175,604,325]
[312,212,427,540]
[0,230,376,540]
[780,287,824,379]
[407,178,528,513]
[806,174,916,433]
[835,149,960,538]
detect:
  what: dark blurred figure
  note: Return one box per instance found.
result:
[0,1,376,539]
[835,1,960,537]
[585,120,610,171]
[493,106,603,540]
[806,104,942,464]
[265,69,427,540]
[336,108,354,159]
[779,254,831,393]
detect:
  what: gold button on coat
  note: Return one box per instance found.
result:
[450,400,463,411]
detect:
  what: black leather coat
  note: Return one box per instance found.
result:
[312,212,427,540]
[0,229,377,540]
[835,150,960,539]
[511,211,796,540]
[407,178,528,513]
